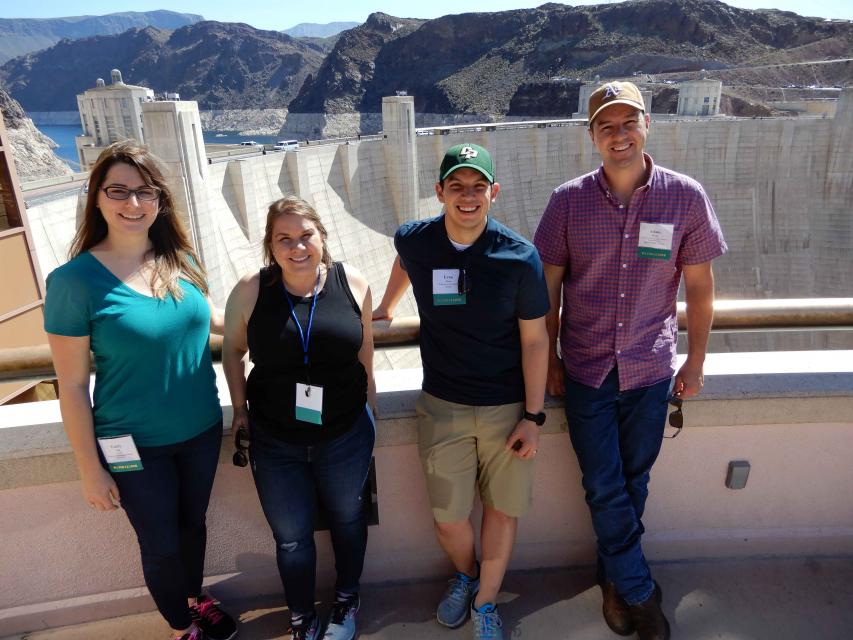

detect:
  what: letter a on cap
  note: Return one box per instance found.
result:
[603,84,621,99]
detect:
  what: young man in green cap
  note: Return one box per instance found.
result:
[374,143,550,639]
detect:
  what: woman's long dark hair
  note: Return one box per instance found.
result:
[69,140,208,299]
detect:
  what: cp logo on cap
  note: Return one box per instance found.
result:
[603,84,622,99]
[459,146,479,159]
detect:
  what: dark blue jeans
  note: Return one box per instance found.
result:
[564,368,670,605]
[250,407,375,616]
[109,421,222,630]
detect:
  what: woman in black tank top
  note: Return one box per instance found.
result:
[222,196,375,640]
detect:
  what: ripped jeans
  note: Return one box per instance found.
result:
[249,408,375,616]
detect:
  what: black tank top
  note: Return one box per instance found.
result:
[246,262,367,444]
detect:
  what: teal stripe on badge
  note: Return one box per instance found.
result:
[433,293,466,306]
[296,406,323,424]
[637,247,671,260]
[107,460,143,472]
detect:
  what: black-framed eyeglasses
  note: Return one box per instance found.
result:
[101,186,161,201]
[664,396,683,439]
[232,427,250,467]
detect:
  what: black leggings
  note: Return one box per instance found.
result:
[110,421,222,630]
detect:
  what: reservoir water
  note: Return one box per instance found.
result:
[36,125,280,172]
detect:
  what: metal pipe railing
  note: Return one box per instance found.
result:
[1,299,851,385]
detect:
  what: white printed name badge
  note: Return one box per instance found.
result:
[637,222,675,260]
[433,269,466,306]
[97,435,143,472]
[295,383,323,425]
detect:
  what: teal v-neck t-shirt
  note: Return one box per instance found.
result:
[44,252,221,446]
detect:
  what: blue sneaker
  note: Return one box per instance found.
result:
[437,571,480,628]
[322,593,359,640]
[471,602,503,640]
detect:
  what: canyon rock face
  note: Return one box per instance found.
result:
[0,21,326,111]
[287,13,426,114]
[290,1,852,118]
[1,0,849,137]
[0,10,203,64]
[0,88,71,182]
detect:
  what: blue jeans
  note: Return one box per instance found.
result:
[109,421,222,630]
[564,368,670,605]
[250,407,375,616]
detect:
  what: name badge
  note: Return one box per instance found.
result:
[295,383,323,424]
[637,222,674,260]
[97,434,143,472]
[433,269,465,305]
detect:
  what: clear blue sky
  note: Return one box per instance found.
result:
[0,0,850,30]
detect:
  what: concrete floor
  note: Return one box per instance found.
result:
[5,556,852,640]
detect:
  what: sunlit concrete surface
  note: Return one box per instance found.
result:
[1,351,851,636]
[3,557,851,639]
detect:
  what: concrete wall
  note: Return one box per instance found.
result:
[678,79,723,116]
[1,354,852,634]
[282,111,518,140]
[768,101,838,117]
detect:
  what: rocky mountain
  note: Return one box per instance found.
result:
[0,21,326,111]
[507,80,582,117]
[283,22,360,38]
[291,0,853,117]
[0,88,70,181]
[0,11,203,64]
[288,13,426,114]
[2,1,849,120]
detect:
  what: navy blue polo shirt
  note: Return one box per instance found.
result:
[395,215,549,406]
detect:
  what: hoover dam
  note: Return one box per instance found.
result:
[22,92,853,369]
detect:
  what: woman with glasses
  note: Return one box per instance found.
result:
[44,141,237,640]
[222,196,376,640]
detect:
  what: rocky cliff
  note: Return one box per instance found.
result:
[0,10,203,64]
[0,21,326,111]
[0,89,71,182]
[287,13,425,114]
[292,0,852,117]
[2,1,850,122]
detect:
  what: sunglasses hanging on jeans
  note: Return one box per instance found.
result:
[664,396,683,439]
[233,427,250,467]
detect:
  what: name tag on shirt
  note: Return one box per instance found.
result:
[295,383,323,425]
[637,223,674,260]
[433,269,466,305]
[97,434,143,472]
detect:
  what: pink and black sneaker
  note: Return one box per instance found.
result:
[190,594,238,640]
[178,624,206,640]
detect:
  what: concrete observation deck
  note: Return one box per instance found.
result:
[5,556,853,639]
[0,351,851,638]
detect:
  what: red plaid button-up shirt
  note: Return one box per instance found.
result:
[534,155,728,391]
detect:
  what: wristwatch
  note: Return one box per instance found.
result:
[523,410,546,426]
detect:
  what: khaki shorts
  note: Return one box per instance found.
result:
[415,391,535,523]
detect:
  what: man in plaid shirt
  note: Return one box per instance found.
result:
[533,81,727,640]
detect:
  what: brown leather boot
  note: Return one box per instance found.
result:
[601,582,634,636]
[628,589,670,640]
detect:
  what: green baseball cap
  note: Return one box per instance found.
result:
[439,143,494,183]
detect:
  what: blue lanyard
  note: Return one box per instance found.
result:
[283,271,321,366]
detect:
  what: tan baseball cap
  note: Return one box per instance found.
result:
[588,81,646,126]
